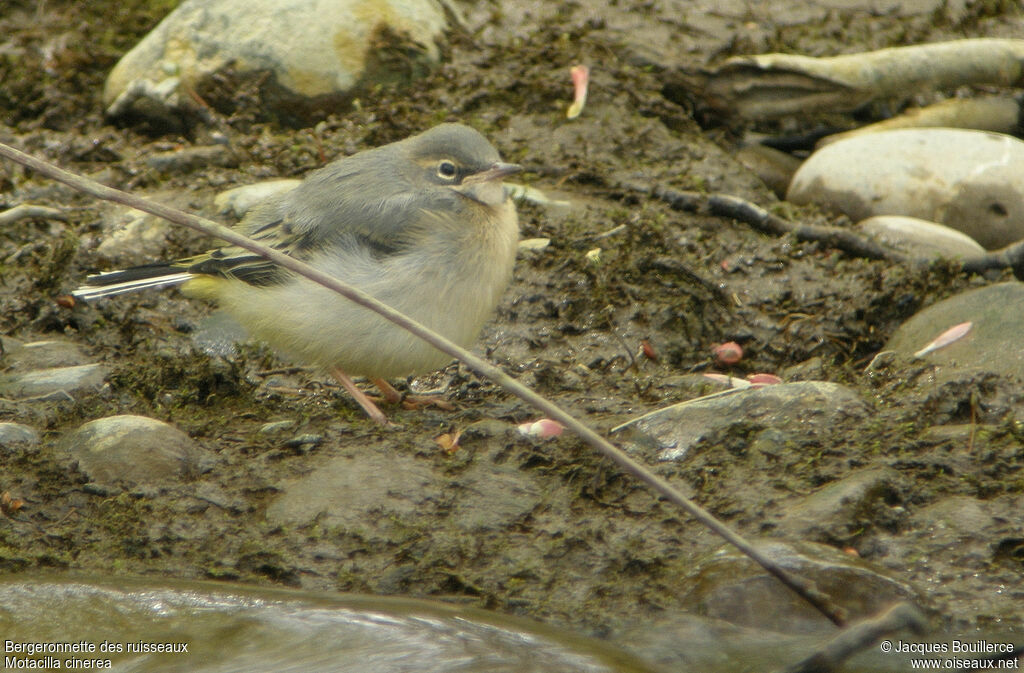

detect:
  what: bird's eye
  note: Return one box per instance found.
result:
[436,160,458,180]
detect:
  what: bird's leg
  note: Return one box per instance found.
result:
[371,378,404,404]
[330,366,390,424]
[371,378,456,411]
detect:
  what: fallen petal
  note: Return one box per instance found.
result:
[517,418,565,439]
[567,64,589,119]
[746,373,782,385]
[703,373,752,389]
[913,321,972,358]
[518,237,551,251]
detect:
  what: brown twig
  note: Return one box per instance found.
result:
[708,194,906,262]
[779,602,927,673]
[961,237,1024,277]
[0,140,847,628]
[641,182,1024,279]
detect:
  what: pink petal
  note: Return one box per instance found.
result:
[517,418,565,439]
[567,65,589,119]
[746,373,782,385]
[703,373,752,389]
[913,321,972,358]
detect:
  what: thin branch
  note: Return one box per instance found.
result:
[708,194,905,261]
[640,182,1024,278]
[0,140,847,628]
[0,203,68,226]
[962,237,1024,277]
[779,602,927,673]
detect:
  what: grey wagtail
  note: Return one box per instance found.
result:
[73,123,522,423]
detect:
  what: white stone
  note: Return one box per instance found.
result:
[0,423,41,453]
[856,215,986,261]
[104,0,447,124]
[0,364,107,400]
[788,128,1024,249]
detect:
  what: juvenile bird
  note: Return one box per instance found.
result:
[73,123,521,423]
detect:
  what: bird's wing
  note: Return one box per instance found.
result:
[179,157,427,287]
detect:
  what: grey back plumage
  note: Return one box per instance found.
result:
[191,123,502,285]
[74,123,507,295]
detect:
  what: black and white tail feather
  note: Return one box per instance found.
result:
[72,264,195,300]
[73,232,296,301]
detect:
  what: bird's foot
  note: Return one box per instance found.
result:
[371,378,456,411]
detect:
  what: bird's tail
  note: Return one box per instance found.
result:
[72,263,194,301]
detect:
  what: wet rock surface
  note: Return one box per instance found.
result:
[0,337,109,400]
[104,0,448,127]
[679,541,922,634]
[0,0,1023,669]
[57,414,208,493]
[886,281,1024,379]
[0,422,40,454]
[614,381,870,461]
[856,215,987,262]
[0,577,661,673]
[787,128,1024,249]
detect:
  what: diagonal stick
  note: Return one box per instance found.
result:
[0,140,846,627]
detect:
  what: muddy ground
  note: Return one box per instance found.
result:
[1,0,1022,662]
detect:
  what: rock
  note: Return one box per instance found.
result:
[214,179,301,218]
[870,493,1024,626]
[616,602,933,673]
[517,237,552,252]
[145,144,238,173]
[448,460,541,532]
[734,144,802,199]
[614,381,869,461]
[787,128,1024,249]
[94,211,173,264]
[681,540,922,634]
[266,452,441,529]
[0,338,92,371]
[0,364,107,400]
[459,418,514,440]
[57,415,204,493]
[856,215,986,261]
[283,433,323,452]
[776,466,907,541]
[258,420,297,434]
[904,494,1024,566]
[0,423,41,454]
[190,311,249,358]
[0,577,658,673]
[104,0,448,127]
[90,189,209,264]
[780,356,824,381]
[885,281,1024,378]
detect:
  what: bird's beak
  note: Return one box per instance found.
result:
[461,161,523,185]
[452,162,523,207]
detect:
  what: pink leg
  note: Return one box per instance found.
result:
[371,377,404,404]
[330,367,389,424]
